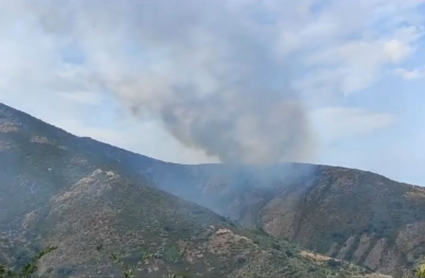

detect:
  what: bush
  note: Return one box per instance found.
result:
[0,246,57,278]
[308,266,317,273]
[285,250,294,257]
[236,256,247,264]
[418,262,425,278]
[272,243,281,250]
[327,259,342,268]
[164,246,181,262]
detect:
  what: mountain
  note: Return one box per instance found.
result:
[144,161,425,276]
[0,103,383,277]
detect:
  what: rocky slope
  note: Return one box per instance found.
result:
[0,103,382,277]
[87,134,425,275]
[145,162,425,276]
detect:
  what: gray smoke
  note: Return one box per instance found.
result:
[28,0,315,164]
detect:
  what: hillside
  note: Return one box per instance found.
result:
[0,103,383,277]
[143,164,425,276]
[144,163,425,276]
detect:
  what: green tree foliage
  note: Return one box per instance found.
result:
[110,252,134,278]
[0,246,57,278]
[417,262,425,278]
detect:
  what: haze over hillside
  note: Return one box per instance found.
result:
[1,103,394,277]
[1,103,424,277]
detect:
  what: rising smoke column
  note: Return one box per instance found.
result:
[30,0,315,164]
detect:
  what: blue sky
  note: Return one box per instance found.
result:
[1,0,425,185]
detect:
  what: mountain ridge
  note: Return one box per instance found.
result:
[1,102,424,276]
[0,102,386,277]
[1,102,413,185]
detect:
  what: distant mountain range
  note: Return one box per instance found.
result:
[1,102,423,277]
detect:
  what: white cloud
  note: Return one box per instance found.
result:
[384,40,412,63]
[394,67,425,80]
[297,25,423,97]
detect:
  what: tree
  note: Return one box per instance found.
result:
[0,246,57,278]
[417,262,425,278]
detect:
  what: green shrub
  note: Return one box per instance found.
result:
[164,246,180,262]
[0,246,57,278]
[272,243,281,250]
[418,262,425,278]
[327,259,342,268]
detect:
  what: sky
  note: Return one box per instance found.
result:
[1,0,425,185]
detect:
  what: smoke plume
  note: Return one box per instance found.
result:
[27,1,315,164]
